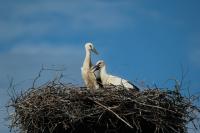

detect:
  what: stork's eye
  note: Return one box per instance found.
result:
[89,45,92,49]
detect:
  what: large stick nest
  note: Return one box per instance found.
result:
[8,82,199,133]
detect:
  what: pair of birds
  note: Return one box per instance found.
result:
[81,42,139,91]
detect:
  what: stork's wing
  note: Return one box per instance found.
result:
[126,80,140,91]
[108,75,139,91]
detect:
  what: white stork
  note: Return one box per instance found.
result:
[92,60,139,91]
[81,42,100,89]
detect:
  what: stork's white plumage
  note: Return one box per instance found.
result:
[92,60,139,91]
[81,42,100,89]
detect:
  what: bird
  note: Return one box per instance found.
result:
[81,42,101,89]
[92,60,139,91]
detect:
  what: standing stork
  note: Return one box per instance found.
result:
[92,60,139,91]
[81,42,100,89]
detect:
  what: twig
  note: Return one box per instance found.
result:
[91,99,134,129]
[128,98,182,115]
[32,66,44,88]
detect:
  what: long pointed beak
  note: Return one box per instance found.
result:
[91,65,100,72]
[91,47,99,55]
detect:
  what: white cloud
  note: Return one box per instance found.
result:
[9,43,82,56]
[0,0,136,42]
[0,43,85,89]
[0,0,167,43]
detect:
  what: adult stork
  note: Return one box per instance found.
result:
[81,42,100,89]
[92,60,139,91]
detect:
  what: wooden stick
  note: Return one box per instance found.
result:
[92,100,134,129]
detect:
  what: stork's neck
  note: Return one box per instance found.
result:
[100,66,109,80]
[83,49,92,68]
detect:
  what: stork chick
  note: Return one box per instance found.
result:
[81,42,100,89]
[92,60,139,91]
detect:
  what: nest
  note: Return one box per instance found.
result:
[8,82,199,133]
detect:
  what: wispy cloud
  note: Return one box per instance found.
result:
[9,43,82,56]
[0,0,137,43]
[0,0,169,45]
[188,33,200,68]
[0,43,84,88]
[189,48,200,68]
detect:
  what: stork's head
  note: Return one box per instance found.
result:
[92,60,105,72]
[96,60,105,68]
[85,42,98,55]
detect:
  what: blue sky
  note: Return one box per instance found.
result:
[0,0,200,132]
